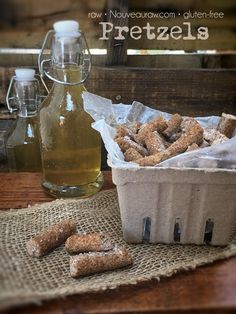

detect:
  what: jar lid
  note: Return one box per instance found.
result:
[53,20,80,37]
[15,68,35,81]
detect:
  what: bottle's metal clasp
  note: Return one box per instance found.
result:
[38,30,91,86]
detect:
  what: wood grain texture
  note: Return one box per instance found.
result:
[0,171,236,314]
[129,0,236,12]
[86,67,236,116]
[1,52,236,68]
[1,0,236,50]
[0,0,106,49]
[1,67,236,116]
[0,29,105,49]
[106,0,128,65]
[0,171,113,210]
[126,54,236,69]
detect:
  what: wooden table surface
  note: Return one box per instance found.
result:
[0,171,236,314]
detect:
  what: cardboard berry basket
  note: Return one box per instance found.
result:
[109,161,236,246]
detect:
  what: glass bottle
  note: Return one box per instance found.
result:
[6,68,42,171]
[38,20,103,198]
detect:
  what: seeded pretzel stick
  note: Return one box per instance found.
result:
[116,136,148,156]
[65,232,113,254]
[163,114,183,138]
[26,219,76,257]
[134,115,167,145]
[70,246,133,278]
[124,147,143,162]
[145,131,166,155]
[217,113,236,138]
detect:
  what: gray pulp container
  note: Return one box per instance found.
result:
[111,165,236,246]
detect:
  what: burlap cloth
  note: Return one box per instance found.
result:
[1,189,236,310]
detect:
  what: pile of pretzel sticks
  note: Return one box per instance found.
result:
[115,113,236,167]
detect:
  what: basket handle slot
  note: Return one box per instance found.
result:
[204,219,214,244]
[142,217,151,243]
[174,218,181,242]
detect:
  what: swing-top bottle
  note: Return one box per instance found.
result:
[6,68,42,171]
[38,20,103,197]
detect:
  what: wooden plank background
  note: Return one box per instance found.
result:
[1,52,236,69]
[0,0,236,51]
[1,66,236,116]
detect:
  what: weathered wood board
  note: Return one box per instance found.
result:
[129,0,236,12]
[0,0,236,51]
[1,51,236,68]
[87,67,236,116]
[1,66,236,116]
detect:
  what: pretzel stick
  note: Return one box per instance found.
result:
[124,148,143,162]
[137,151,169,166]
[116,136,148,156]
[145,131,166,155]
[134,115,167,145]
[70,246,133,278]
[26,219,76,257]
[163,114,182,138]
[217,113,236,138]
[115,125,134,139]
[65,232,113,254]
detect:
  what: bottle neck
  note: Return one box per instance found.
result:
[50,34,84,85]
[52,35,81,68]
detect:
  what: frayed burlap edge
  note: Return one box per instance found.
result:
[1,248,236,310]
[1,189,236,310]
